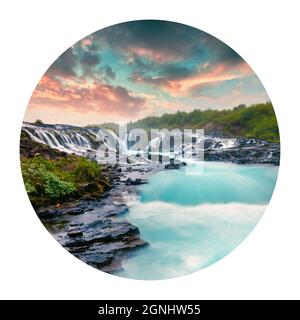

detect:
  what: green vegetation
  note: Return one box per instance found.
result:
[128,102,279,142]
[34,119,44,126]
[21,153,109,208]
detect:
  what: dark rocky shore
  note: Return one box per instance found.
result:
[20,131,150,273]
[204,137,280,165]
[37,168,150,273]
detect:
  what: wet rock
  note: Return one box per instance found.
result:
[65,221,140,248]
[204,140,280,165]
[110,222,139,240]
[164,163,180,169]
[82,182,101,193]
[204,138,214,150]
[83,253,114,268]
[68,245,89,253]
[81,195,98,201]
[64,207,85,215]
[213,141,223,148]
[127,238,149,249]
[65,238,89,248]
[70,222,84,227]
[67,230,83,238]
[101,261,124,273]
[36,208,60,218]
[125,177,147,185]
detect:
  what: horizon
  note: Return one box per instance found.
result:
[24,20,269,126]
[24,101,271,128]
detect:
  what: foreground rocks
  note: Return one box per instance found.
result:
[37,167,150,273]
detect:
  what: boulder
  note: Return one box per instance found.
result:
[67,230,83,238]
[164,163,180,169]
[125,177,147,185]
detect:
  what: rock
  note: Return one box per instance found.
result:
[70,222,83,227]
[36,208,60,218]
[213,141,223,148]
[62,212,147,273]
[65,220,140,248]
[204,138,214,150]
[68,245,89,253]
[164,163,180,169]
[100,261,124,273]
[127,239,149,249]
[67,230,83,238]
[84,253,114,268]
[65,238,89,248]
[81,195,98,201]
[82,182,103,193]
[64,207,85,215]
[110,222,139,240]
[204,140,280,165]
[125,178,147,185]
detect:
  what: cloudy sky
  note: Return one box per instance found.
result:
[25,20,269,126]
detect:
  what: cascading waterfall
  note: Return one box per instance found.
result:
[23,123,114,157]
[22,122,239,164]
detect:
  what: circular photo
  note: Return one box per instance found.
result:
[20,20,280,280]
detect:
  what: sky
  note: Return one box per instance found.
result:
[24,20,269,126]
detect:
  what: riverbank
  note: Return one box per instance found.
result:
[36,164,156,273]
[20,131,150,272]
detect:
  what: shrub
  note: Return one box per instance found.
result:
[74,160,101,184]
[34,119,44,126]
[43,172,75,199]
[20,153,105,207]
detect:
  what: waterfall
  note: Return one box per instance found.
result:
[22,122,238,164]
[22,123,100,156]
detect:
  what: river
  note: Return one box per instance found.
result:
[116,162,278,279]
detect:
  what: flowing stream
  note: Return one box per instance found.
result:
[116,162,278,280]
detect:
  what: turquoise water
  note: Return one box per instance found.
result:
[117,162,278,280]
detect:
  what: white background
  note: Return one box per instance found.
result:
[0,0,300,299]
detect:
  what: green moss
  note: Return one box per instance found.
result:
[21,154,108,208]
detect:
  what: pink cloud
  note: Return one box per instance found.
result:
[29,75,146,120]
[81,38,93,47]
[129,46,178,63]
[133,62,253,97]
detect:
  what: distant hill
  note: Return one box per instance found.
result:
[85,122,119,132]
[127,102,279,142]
